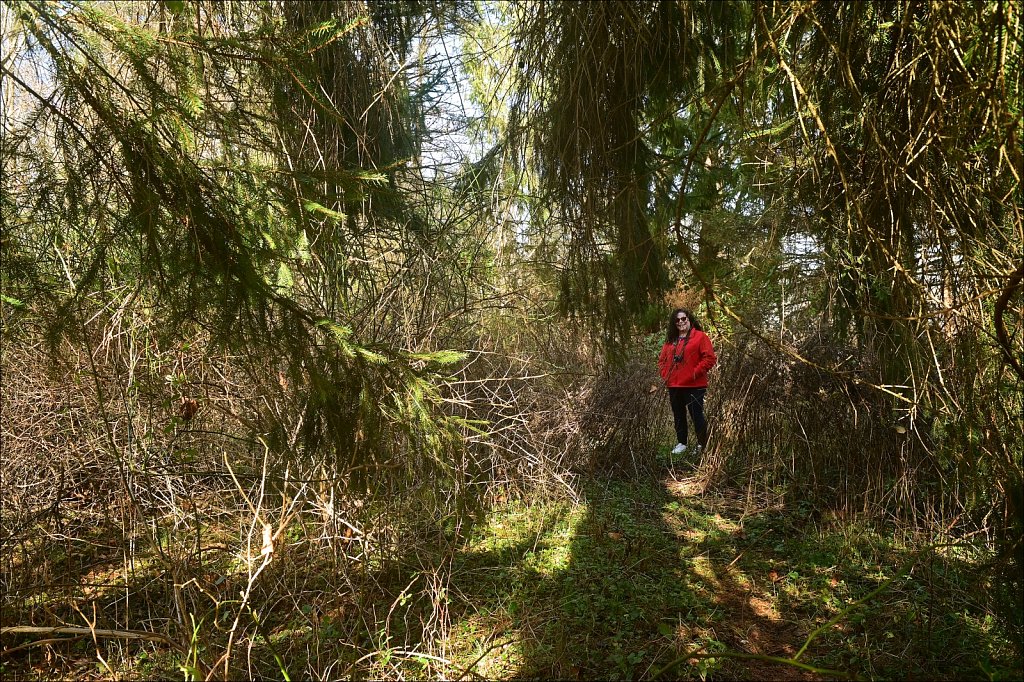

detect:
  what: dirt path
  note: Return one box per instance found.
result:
[663,475,823,681]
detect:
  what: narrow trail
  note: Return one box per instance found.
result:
[660,474,822,681]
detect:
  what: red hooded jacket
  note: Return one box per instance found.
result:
[658,330,717,388]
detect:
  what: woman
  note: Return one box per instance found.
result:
[658,308,717,454]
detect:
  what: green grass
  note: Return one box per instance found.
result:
[440,467,1022,681]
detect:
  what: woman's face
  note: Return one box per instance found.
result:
[675,312,690,334]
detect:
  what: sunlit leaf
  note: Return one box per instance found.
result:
[407,349,467,366]
[303,200,347,222]
[1,294,26,309]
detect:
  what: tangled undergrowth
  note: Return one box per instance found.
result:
[3,449,1019,680]
[2,327,1021,680]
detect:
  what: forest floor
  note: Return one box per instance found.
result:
[439,451,1021,681]
[2,448,1020,680]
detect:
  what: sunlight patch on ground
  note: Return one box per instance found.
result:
[671,526,706,542]
[664,475,707,498]
[687,556,722,593]
[746,594,781,621]
[462,499,580,556]
[449,613,522,679]
[529,544,572,574]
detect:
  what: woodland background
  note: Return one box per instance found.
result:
[1,1,1021,679]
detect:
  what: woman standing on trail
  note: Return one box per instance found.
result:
[658,308,717,455]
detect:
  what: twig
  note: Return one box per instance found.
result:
[0,634,88,657]
[452,637,513,681]
[1,626,188,655]
[652,648,858,680]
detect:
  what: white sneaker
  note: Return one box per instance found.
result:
[671,443,687,455]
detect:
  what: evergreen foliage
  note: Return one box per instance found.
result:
[1,0,1021,677]
[1,0,485,513]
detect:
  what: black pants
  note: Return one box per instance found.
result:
[668,387,707,447]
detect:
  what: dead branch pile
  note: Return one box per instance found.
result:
[698,333,944,522]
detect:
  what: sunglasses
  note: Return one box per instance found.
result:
[676,316,688,322]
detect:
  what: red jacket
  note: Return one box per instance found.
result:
[658,330,717,388]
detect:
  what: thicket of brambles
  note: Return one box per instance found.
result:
[2,1,1020,678]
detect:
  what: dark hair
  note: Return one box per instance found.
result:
[665,308,704,342]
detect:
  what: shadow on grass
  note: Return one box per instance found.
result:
[447,464,806,680]
[444,461,1022,681]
